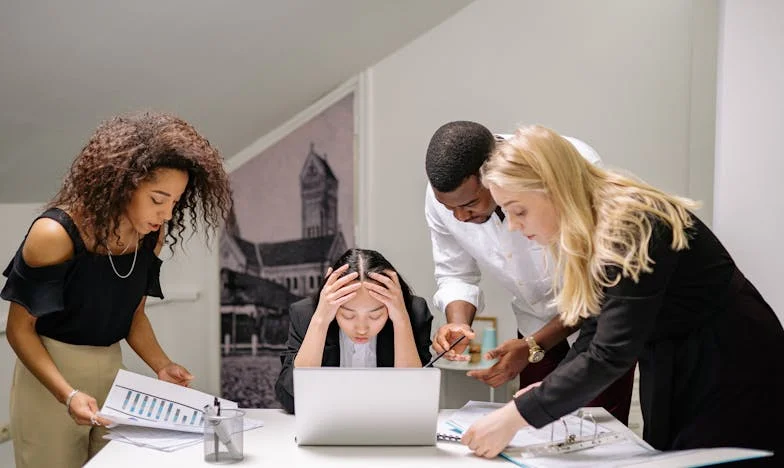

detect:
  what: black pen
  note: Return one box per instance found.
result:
[213,397,220,457]
[424,335,467,368]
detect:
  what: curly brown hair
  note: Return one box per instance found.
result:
[48,111,232,250]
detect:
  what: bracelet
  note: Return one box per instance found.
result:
[65,389,80,415]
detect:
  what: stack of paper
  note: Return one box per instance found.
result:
[104,417,265,452]
[104,425,202,452]
[98,370,263,451]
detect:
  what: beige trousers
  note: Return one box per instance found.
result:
[10,336,123,468]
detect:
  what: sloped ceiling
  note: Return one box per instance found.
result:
[0,0,472,202]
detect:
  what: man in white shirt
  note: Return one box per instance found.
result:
[424,121,633,424]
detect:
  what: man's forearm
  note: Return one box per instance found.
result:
[445,300,477,326]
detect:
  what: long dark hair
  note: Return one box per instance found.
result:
[316,248,415,311]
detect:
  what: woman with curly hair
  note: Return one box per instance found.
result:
[461,125,783,465]
[1,111,232,467]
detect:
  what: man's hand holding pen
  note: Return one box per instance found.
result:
[432,323,475,361]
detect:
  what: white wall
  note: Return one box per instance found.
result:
[362,0,717,426]
[714,0,784,323]
[365,0,716,344]
[120,231,221,396]
[0,204,45,467]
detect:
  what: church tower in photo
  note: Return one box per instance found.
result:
[300,142,338,239]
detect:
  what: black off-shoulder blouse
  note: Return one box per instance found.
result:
[1,208,164,346]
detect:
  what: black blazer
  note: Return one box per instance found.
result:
[514,217,784,455]
[275,295,434,413]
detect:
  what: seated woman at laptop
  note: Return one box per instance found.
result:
[275,248,433,413]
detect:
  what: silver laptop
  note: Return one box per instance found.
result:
[294,367,441,446]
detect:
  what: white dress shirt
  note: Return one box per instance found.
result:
[425,135,602,337]
[338,330,378,368]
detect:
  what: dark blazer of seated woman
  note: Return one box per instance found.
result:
[274,248,434,414]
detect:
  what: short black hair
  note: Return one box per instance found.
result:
[425,121,495,192]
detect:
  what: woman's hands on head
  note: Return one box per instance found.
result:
[314,265,362,323]
[364,270,409,326]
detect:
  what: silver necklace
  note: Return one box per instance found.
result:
[107,232,139,279]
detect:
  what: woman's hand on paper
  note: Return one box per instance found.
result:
[314,265,361,323]
[365,271,409,326]
[157,362,194,387]
[68,391,112,426]
[462,401,528,458]
[467,338,530,387]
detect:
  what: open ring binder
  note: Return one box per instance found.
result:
[437,402,774,466]
[436,410,626,457]
[435,432,462,443]
[502,410,626,458]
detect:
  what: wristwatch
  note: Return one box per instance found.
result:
[524,336,545,363]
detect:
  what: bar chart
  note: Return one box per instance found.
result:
[98,369,239,433]
[110,386,205,429]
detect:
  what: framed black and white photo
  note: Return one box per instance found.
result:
[219,92,356,408]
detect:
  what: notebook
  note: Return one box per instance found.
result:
[294,367,440,445]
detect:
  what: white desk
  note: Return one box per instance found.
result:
[86,408,640,468]
[435,359,501,404]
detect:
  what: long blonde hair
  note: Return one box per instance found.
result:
[481,125,698,326]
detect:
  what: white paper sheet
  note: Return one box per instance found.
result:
[105,426,202,452]
[98,369,240,433]
[104,417,264,452]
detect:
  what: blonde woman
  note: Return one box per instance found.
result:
[461,125,783,464]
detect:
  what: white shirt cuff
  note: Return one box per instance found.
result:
[433,283,484,315]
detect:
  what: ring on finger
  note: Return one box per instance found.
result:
[90,415,97,426]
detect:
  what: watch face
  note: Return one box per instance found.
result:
[530,350,545,363]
